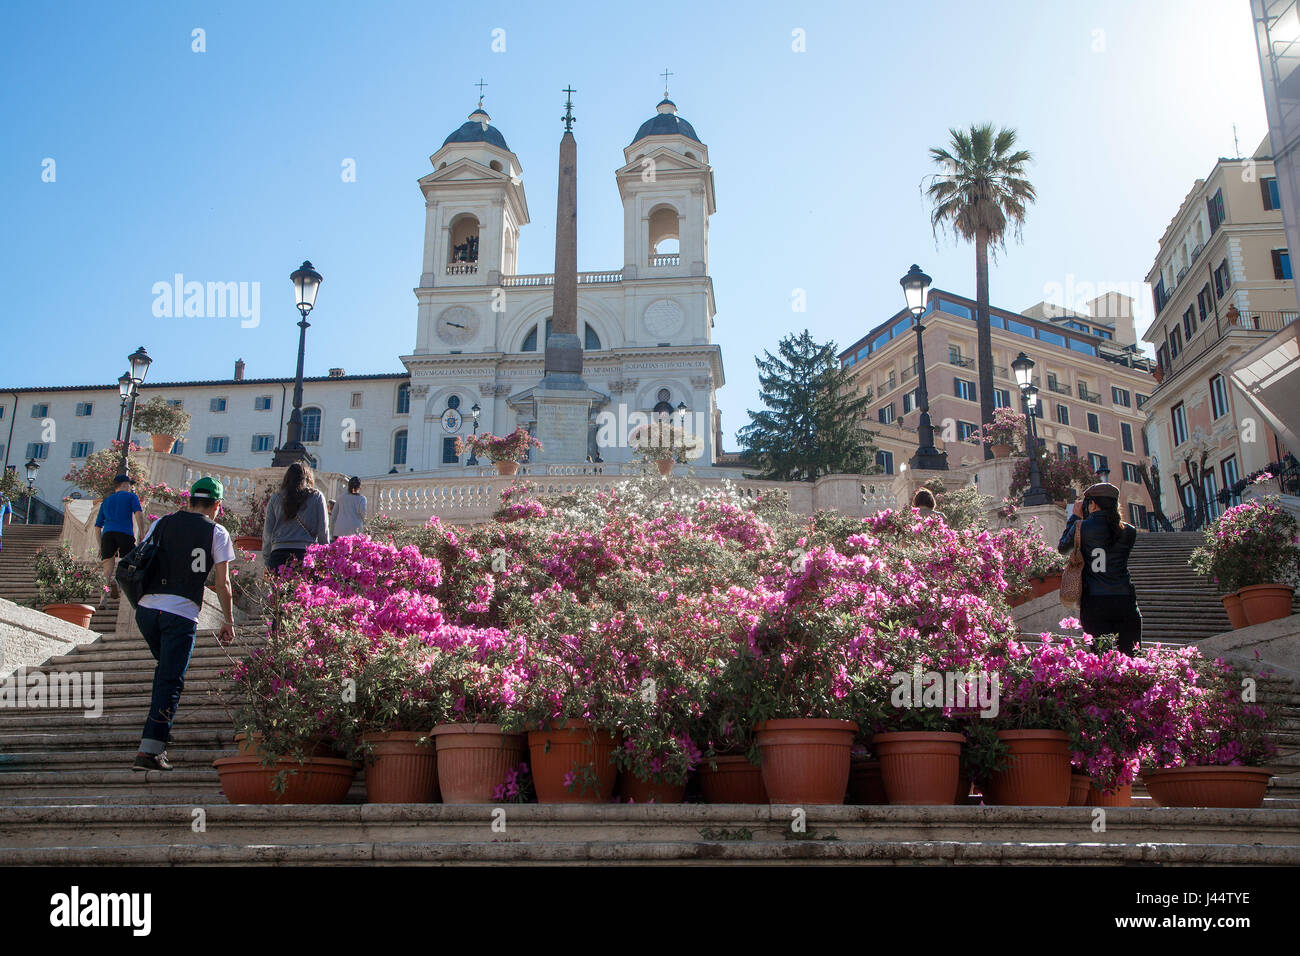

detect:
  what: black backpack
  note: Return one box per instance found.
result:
[114,514,171,608]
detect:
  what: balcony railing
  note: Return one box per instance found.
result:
[994,364,1009,379]
[1047,381,1072,396]
[901,365,916,382]
[949,355,975,369]
[1155,309,1299,391]
[500,270,624,287]
[446,262,478,275]
[648,254,680,267]
[1078,387,1102,405]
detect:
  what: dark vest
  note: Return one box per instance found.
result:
[144,511,217,607]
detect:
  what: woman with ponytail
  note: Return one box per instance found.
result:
[262,461,331,572]
[1057,481,1142,654]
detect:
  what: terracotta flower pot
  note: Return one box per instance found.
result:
[150,433,176,453]
[494,461,519,476]
[991,443,1012,459]
[362,730,439,803]
[846,757,887,805]
[527,720,618,803]
[1237,583,1295,627]
[1068,773,1091,806]
[1089,783,1133,807]
[42,603,96,629]
[617,772,687,804]
[1142,765,1272,808]
[1008,588,1032,608]
[213,755,356,804]
[1031,574,1063,598]
[431,723,526,804]
[756,719,857,805]
[871,731,964,805]
[1221,592,1248,630]
[697,755,767,804]
[985,730,1072,806]
[233,535,263,552]
[655,458,674,476]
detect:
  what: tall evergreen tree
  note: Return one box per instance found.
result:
[738,330,879,482]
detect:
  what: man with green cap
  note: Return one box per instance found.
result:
[130,475,235,771]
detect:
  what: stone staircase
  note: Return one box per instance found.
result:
[0,563,1298,863]
[0,523,121,634]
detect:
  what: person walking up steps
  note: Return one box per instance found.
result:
[331,476,367,538]
[131,476,235,771]
[96,474,145,603]
[262,462,330,573]
[1057,481,1142,655]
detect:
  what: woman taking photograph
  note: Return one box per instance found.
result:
[331,476,367,538]
[1057,481,1142,654]
[262,462,330,572]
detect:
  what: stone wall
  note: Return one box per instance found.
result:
[0,598,96,677]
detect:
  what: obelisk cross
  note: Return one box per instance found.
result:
[660,68,673,98]
[561,86,576,131]
[475,78,488,107]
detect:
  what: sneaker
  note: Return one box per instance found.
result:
[131,751,173,772]
[109,580,120,601]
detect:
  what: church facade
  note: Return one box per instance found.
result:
[0,97,730,507]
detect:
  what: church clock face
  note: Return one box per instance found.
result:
[436,306,479,346]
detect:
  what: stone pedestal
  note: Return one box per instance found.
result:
[534,384,592,464]
[1019,503,1068,549]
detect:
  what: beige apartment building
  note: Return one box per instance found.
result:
[840,288,1159,526]
[1141,135,1297,524]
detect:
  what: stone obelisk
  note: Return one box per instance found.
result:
[534,86,592,463]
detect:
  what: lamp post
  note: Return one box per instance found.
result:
[117,347,153,477]
[1096,464,1111,484]
[900,264,948,471]
[1012,351,1052,506]
[24,456,39,524]
[467,402,481,466]
[273,261,323,467]
[115,372,132,442]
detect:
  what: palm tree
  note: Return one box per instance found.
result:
[926,124,1036,459]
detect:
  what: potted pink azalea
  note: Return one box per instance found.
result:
[1190,486,1299,628]
[628,420,702,476]
[456,427,542,475]
[966,407,1026,458]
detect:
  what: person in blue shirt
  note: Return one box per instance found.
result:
[96,474,144,600]
[0,496,11,553]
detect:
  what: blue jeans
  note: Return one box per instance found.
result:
[136,606,198,752]
[265,548,306,573]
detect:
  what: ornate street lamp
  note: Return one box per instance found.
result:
[274,261,323,467]
[24,456,39,523]
[467,402,482,466]
[900,265,947,471]
[117,346,153,475]
[115,372,132,442]
[1012,351,1052,506]
[1096,464,1111,483]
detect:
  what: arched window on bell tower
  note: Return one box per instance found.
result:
[653,387,674,420]
[448,214,480,273]
[648,205,680,266]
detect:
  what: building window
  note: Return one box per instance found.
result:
[954,378,977,401]
[350,391,363,409]
[75,402,93,417]
[1209,374,1230,419]
[26,442,49,460]
[1263,176,1281,211]
[70,441,93,458]
[1182,306,1196,340]
[251,434,274,453]
[877,404,894,424]
[392,429,408,466]
[1214,260,1231,298]
[172,439,185,456]
[206,436,229,454]
[396,383,411,414]
[1057,442,1078,461]
[1222,455,1241,503]
[210,397,227,413]
[442,436,459,464]
[1087,412,1100,434]
[585,325,602,351]
[1171,403,1188,446]
[993,388,1011,409]
[1129,503,1148,527]
[1197,284,1213,324]
[875,450,894,475]
[1121,422,1134,453]
[1055,404,1070,426]
[1168,326,1182,360]
[957,421,979,441]
[521,327,538,352]
[31,403,48,418]
[346,429,363,450]
[902,390,917,414]
[1273,248,1293,280]
[167,399,184,409]
[0,406,5,419]
[254,395,272,411]
[1153,277,1168,314]
[301,406,322,443]
[1207,187,1224,232]
[1141,426,1150,456]
[1111,387,1130,407]
[1122,462,1141,484]
[1089,452,1108,473]
[1136,393,1149,409]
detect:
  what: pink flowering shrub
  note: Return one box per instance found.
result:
[1190,495,1300,593]
[456,426,541,463]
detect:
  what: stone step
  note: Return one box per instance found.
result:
[0,707,233,729]
[0,804,1297,865]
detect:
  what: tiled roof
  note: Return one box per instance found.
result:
[0,372,409,395]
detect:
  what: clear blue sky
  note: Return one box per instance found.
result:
[0,0,1269,445]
